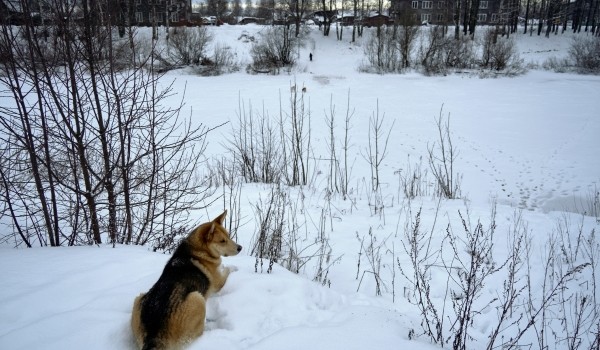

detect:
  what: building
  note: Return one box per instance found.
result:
[133,0,192,26]
[390,0,501,26]
[0,0,42,25]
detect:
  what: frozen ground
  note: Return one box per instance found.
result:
[1,25,599,350]
[172,25,600,212]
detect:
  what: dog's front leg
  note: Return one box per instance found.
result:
[215,264,239,293]
[214,266,230,292]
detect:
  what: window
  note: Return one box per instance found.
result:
[171,12,179,22]
[412,1,419,9]
[479,1,488,9]
[422,1,433,9]
[437,13,444,21]
[477,13,487,22]
[438,1,445,9]
[421,13,431,22]
[491,13,498,22]
[136,12,144,23]
[154,12,164,23]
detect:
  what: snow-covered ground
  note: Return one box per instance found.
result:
[1,25,599,350]
[0,246,438,349]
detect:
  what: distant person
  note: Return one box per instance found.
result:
[309,53,313,61]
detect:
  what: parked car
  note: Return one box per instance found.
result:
[202,16,217,25]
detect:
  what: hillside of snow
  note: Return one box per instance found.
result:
[1,25,599,350]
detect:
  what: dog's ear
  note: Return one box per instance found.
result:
[204,223,216,243]
[213,210,227,226]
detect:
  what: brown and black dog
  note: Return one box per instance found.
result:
[131,211,242,350]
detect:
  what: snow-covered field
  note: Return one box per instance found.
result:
[1,25,599,350]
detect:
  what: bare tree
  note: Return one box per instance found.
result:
[244,0,255,16]
[207,0,230,19]
[284,0,312,37]
[257,0,275,21]
[398,11,419,69]
[320,0,333,36]
[232,0,243,17]
[0,0,215,248]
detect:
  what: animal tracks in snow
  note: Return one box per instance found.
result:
[311,75,345,85]
[458,135,584,213]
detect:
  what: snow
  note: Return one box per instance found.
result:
[0,246,434,350]
[1,24,600,350]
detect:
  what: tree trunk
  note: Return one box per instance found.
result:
[538,0,546,35]
[524,0,530,33]
[468,0,480,35]
[463,0,470,35]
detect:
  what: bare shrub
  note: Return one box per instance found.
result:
[485,210,530,350]
[444,206,500,350]
[397,155,431,200]
[227,98,283,184]
[194,42,239,76]
[428,106,461,199]
[583,228,599,327]
[419,26,450,75]
[111,29,139,70]
[339,91,354,199]
[553,219,599,350]
[543,56,571,73]
[163,26,213,67]
[398,204,447,345]
[557,214,586,269]
[399,199,597,350]
[480,29,521,72]
[249,26,302,73]
[227,84,312,186]
[442,36,476,70]
[586,185,600,222]
[152,225,189,254]
[419,27,477,75]
[361,27,401,73]
[362,101,395,192]
[398,24,420,69]
[212,42,239,72]
[280,82,312,186]
[311,208,339,287]
[251,186,287,274]
[356,227,389,296]
[250,187,339,284]
[324,91,355,199]
[361,25,419,73]
[507,229,590,350]
[569,36,600,73]
[325,95,340,195]
[219,161,244,241]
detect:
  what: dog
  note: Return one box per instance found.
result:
[131,211,242,350]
